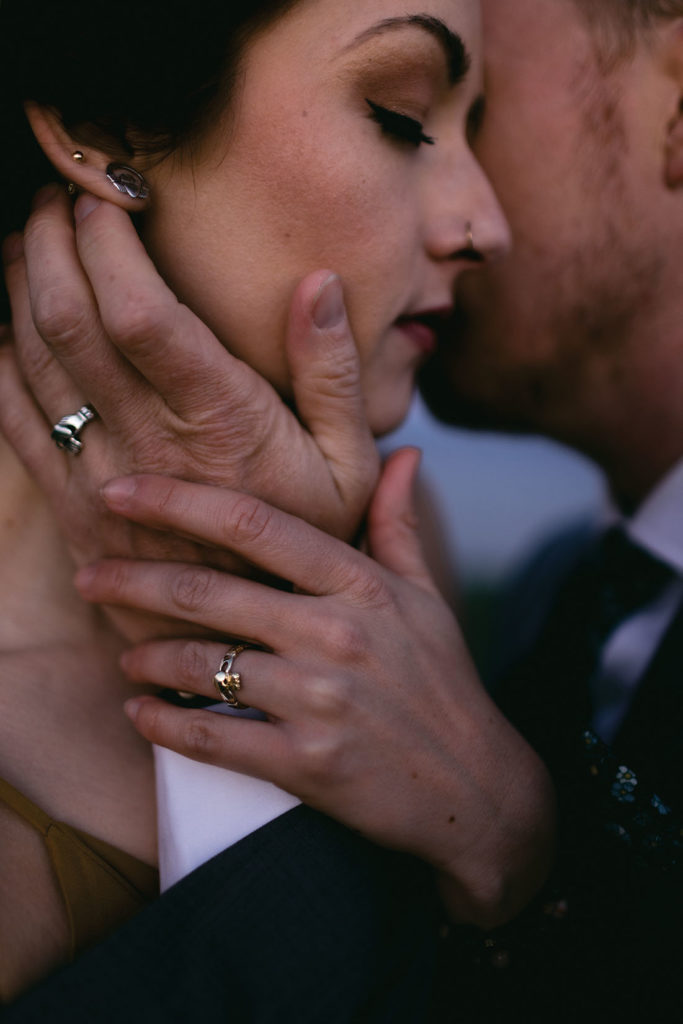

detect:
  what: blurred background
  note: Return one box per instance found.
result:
[381,396,609,674]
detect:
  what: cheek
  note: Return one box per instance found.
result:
[144,114,416,398]
[239,122,417,367]
[246,117,406,274]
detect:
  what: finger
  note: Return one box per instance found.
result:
[21,189,138,422]
[4,224,88,425]
[124,697,295,786]
[367,448,439,594]
[121,638,291,715]
[75,557,304,649]
[0,330,67,492]
[74,197,265,422]
[286,271,379,518]
[100,475,382,600]
[122,638,234,695]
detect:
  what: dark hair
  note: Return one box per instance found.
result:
[0,0,298,319]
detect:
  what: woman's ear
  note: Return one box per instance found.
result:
[24,101,151,209]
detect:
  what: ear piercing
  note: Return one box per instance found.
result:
[106,163,150,200]
[66,151,85,195]
[66,154,151,201]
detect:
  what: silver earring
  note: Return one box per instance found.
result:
[106,163,150,200]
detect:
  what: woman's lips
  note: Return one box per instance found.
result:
[395,312,450,355]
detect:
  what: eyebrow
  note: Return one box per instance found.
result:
[345,15,471,85]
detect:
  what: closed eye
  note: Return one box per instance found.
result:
[366,99,435,147]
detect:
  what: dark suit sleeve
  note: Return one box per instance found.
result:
[432,527,683,1023]
[3,806,440,1023]
[432,728,683,1024]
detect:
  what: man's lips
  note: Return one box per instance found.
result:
[395,309,453,355]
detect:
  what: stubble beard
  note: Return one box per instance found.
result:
[421,58,663,450]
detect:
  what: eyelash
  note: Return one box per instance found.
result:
[366,99,435,148]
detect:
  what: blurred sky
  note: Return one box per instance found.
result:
[380,396,609,588]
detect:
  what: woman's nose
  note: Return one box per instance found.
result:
[424,151,511,264]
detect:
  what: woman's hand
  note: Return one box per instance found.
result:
[0,188,379,626]
[74,450,557,928]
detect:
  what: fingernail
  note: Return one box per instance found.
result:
[313,274,345,330]
[2,232,24,264]
[124,698,142,722]
[101,477,137,506]
[74,192,101,225]
[31,183,61,211]
[74,565,96,591]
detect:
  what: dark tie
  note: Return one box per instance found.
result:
[497,526,676,765]
[587,526,674,653]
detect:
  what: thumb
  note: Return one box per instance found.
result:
[367,447,439,593]
[285,270,379,512]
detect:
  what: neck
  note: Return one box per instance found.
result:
[548,303,683,507]
[0,440,102,652]
[582,393,683,511]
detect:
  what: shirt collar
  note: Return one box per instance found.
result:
[624,459,683,575]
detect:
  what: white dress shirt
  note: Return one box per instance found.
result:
[155,703,300,891]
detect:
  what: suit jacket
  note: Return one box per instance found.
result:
[433,536,683,1023]
[3,806,440,1023]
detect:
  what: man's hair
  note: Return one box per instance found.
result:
[573,0,683,55]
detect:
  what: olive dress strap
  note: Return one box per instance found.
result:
[0,775,55,833]
[0,776,158,957]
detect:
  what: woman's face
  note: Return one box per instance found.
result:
[143,0,509,435]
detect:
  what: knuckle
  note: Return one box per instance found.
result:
[324,617,367,661]
[230,494,275,546]
[348,569,392,610]
[183,714,220,761]
[106,291,174,351]
[301,349,361,403]
[305,673,350,719]
[31,286,97,349]
[169,566,214,613]
[104,560,134,598]
[145,476,179,516]
[176,641,209,689]
[298,728,350,788]
[135,699,164,738]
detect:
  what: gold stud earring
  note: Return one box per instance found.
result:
[66,152,85,196]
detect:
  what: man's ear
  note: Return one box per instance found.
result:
[663,21,683,188]
[24,102,151,209]
[666,104,683,188]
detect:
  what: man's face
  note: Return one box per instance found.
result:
[421,0,663,449]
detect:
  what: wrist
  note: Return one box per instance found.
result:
[432,726,557,929]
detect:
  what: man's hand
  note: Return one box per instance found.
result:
[0,188,379,636]
[74,450,557,928]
